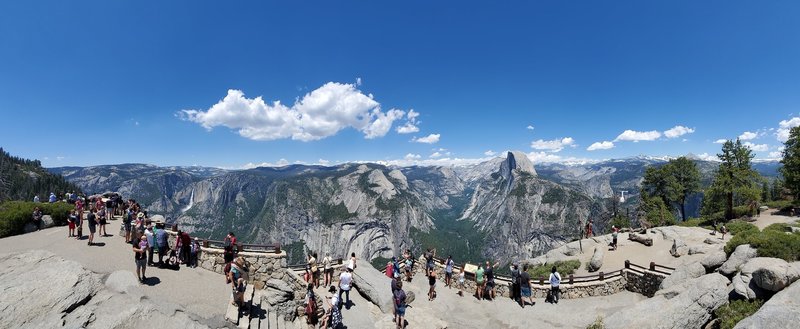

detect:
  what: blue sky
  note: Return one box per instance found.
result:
[1,1,799,168]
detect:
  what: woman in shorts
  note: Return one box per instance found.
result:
[428,268,437,301]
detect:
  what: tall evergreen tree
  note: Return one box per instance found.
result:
[780,126,800,201]
[666,157,701,221]
[704,139,761,220]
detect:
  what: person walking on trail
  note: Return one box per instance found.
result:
[394,280,407,329]
[322,252,333,287]
[403,250,414,282]
[86,211,98,246]
[338,267,354,309]
[347,252,357,271]
[475,264,485,300]
[228,257,249,309]
[31,207,43,231]
[428,266,437,301]
[510,263,521,303]
[132,232,148,283]
[485,260,500,300]
[549,266,561,304]
[720,224,728,240]
[444,255,454,288]
[520,264,534,308]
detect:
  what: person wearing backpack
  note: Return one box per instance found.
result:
[510,263,521,304]
[549,266,561,304]
[394,280,407,329]
[155,222,168,267]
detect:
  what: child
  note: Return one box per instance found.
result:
[457,268,465,297]
[68,210,77,237]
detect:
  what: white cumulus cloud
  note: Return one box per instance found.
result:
[614,130,661,142]
[777,117,800,142]
[484,150,496,156]
[587,141,615,151]
[739,131,758,140]
[743,142,769,152]
[396,109,420,134]
[664,125,695,138]
[404,153,421,160]
[768,151,782,158]
[526,125,535,130]
[530,137,575,152]
[714,139,727,144]
[178,82,410,141]
[413,133,440,144]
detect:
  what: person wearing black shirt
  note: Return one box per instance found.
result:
[86,211,97,246]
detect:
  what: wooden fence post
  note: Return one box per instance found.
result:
[569,274,574,285]
[624,260,630,269]
[539,276,544,285]
[202,239,209,248]
[649,262,656,271]
[599,271,604,280]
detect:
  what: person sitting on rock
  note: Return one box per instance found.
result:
[320,286,343,329]
[31,207,43,231]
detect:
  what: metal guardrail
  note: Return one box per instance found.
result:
[199,238,281,254]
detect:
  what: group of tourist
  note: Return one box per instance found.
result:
[303,250,358,329]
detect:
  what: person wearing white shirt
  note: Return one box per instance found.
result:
[338,267,354,309]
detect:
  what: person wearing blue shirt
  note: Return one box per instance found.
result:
[48,192,57,203]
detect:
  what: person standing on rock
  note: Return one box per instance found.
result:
[144,224,155,266]
[123,208,132,243]
[68,210,77,237]
[86,210,97,246]
[549,266,561,304]
[323,252,333,287]
[611,225,619,251]
[31,207,43,231]
[155,222,168,266]
[132,232,148,283]
[347,252,357,271]
[228,257,249,309]
[510,263,521,303]
[309,252,320,288]
[444,255,454,288]
[75,197,84,222]
[97,207,108,237]
[475,264,485,300]
[485,260,500,300]
[457,266,466,297]
[720,224,728,240]
[394,280,407,329]
[428,266,437,301]
[338,267,354,309]
[520,264,533,308]
[385,261,394,278]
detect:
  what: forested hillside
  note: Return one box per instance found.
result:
[0,148,82,202]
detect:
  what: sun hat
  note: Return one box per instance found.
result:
[137,212,144,219]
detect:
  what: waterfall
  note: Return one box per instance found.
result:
[181,189,194,212]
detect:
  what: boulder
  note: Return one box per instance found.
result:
[700,251,728,271]
[704,238,724,245]
[605,273,730,329]
[41,215,54,228]
[629,233,653,246]
[719,244,757,276]
[588,246,604,272]
[670,239,688,257]
[734,279,800,328]
[660,262,707,290]
[264,278,294,305]
[104,270,139,294]
[689,245,713,255]
[733,257,800,299]
[351,265,395,314]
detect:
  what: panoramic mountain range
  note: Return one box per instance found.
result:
[49,152,782,264]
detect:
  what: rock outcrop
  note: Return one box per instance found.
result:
[0,250,217,329]
[352,266,395,314]
[629,232,653,246]
[732,257,800,299]
[606,273,730,329]
[700,250,728,271]
[670,238,688,257]
[660,261,706,290]
[720,244,757,276]
[588,246,604,272]
[734,279,800,328]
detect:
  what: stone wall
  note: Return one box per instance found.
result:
[623,270,665,297]
[197,247,288,289]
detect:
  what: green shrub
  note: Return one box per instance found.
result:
[764,200,793,211]
[678,217,713,228]
[714,299,764,329]
[725,229,800,261]
[0,201,74,238]
[527,259,581,281]
[763,223,793,233]
[726,221,759,235]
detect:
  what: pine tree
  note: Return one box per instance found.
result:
[780,126,800,201]
[666,157,701,221]
[703,139,761,220]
